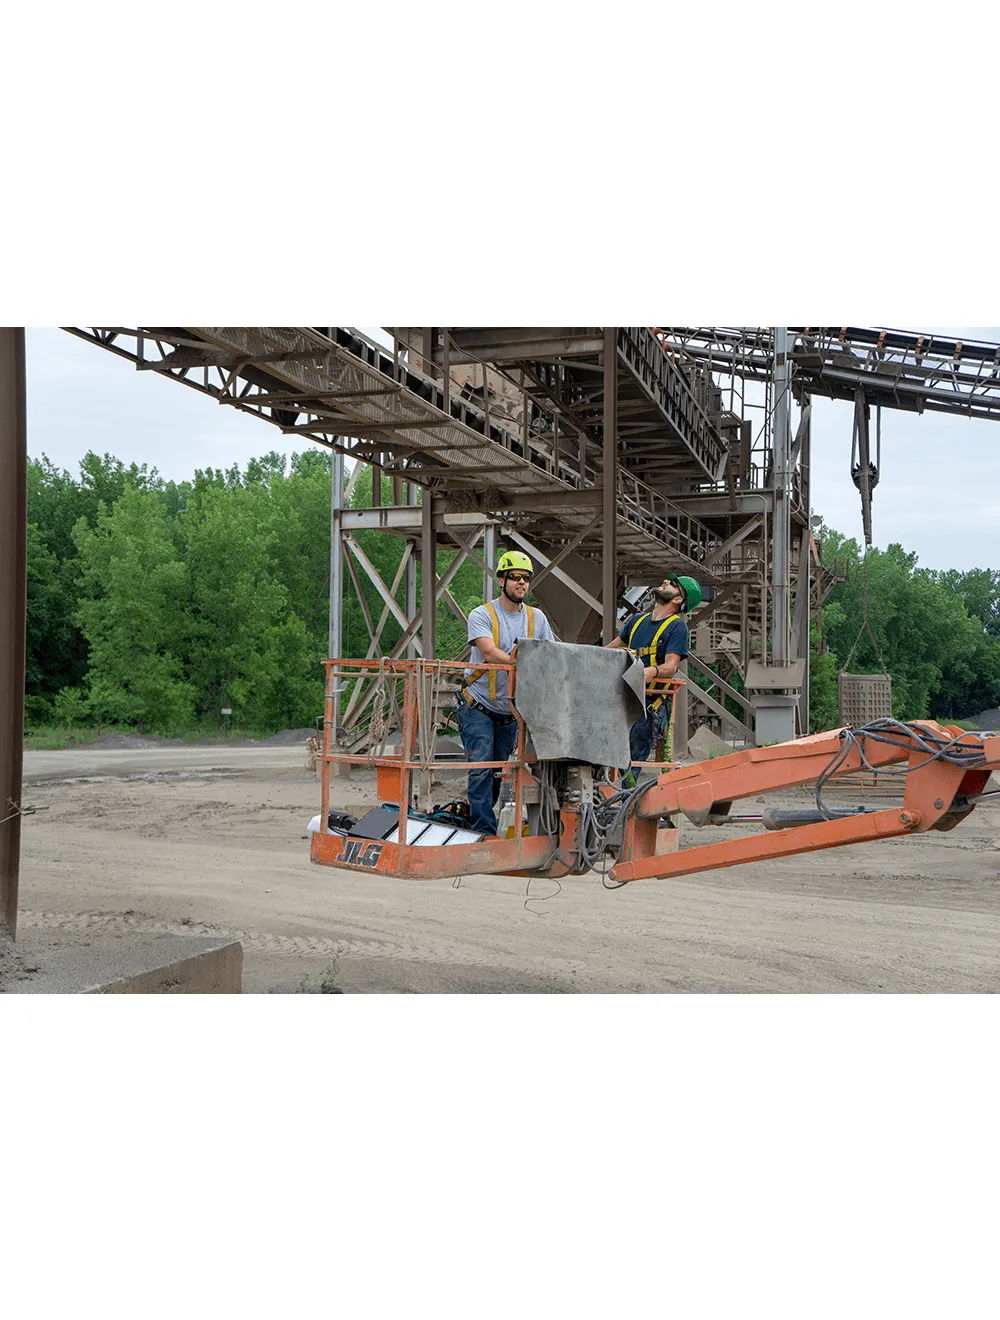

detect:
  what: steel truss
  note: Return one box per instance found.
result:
[655,326,1000,420]
[83,324,995,748]
[63,324,802,750]
[67,326,735,582]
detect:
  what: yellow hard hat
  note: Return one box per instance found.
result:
[497,550,534,576]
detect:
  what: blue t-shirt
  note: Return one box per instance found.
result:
[619,612,690,667]
[465,599,554,713]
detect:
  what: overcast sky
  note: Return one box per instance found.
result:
[25,326,1000,573]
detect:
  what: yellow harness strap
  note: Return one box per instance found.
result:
[465,602,535,703]
[627,611,680,709]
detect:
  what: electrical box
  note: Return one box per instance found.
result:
[838,672,892,727]
[752,694,799,745]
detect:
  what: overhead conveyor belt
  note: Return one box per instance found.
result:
[655,326,1000,420]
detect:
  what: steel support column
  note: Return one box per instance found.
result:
[419,488,437,808]
[673,660,689,759]
[799,391,812,510]
[329,447,345,745]
[405,482,418,660]
[483,523,497,601]
[796,394,813,734]
[0,329,27,938]
[792,530,811,735]
[771,327,791,668]
[421,491,436,659]
[602,328,618,644]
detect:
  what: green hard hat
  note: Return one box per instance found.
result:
[668,574,702,612]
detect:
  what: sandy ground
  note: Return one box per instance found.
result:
[12,746,1000,993]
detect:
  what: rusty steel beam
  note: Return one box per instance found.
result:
[137,345,334,371]
[66,326,778,669]
[0,328,27,938]
[218,386,404,407]
[446,329,605,362]
[421,492,436,660]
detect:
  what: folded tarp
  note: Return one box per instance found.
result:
[513,639,646,767]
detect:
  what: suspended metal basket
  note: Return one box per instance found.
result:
[838,672,892,727]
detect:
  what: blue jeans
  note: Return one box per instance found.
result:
[456,701,519,836]
[629,702,670,772]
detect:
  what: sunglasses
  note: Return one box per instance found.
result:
[504,573,532,583]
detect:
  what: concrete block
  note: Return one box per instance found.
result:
[93,940,243,994]
[3,932,243,994]
[688,725,730,763]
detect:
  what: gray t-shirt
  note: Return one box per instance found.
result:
[465,598,554,713]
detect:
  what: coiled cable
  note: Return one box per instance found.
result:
[814,718,986,819]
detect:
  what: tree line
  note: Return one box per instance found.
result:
[809,529,1000,730]
[23,449,1000,738]
[25,450,482,736]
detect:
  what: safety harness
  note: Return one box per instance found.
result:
[463,600,535,713]
[627,611,680,710]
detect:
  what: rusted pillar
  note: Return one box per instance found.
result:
[328,446,344,745]
[771,327,791,668]
[483,523,497,602]
[0,328,27,938]
[602,328,618,644]
[405,482,418,660]
[421,490,436,659]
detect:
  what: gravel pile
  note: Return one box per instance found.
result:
[88,733,189,749]
[255,729,316,746]
[968,709,1000,730]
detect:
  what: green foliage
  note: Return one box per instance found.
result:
[179,481,288,721]
[247,616,326,731]
[935,567,1000,638]
[53,686,90,727]
[27,450,1000,741]
[816,525,1000,723]
[24,723,106,750]
[24,449,495,740]
[73,485,195,733]
[25,521,71,708]
[26,452,169,700]
[808,623,840,733]
[295,958,341,993]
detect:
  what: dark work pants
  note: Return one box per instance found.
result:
[456,701,519,836]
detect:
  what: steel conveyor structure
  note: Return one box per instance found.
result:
[65,326,732,583]
[62,324,1000,753]
[655,326,1000,420]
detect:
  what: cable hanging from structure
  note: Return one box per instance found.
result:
[840,548,891,680]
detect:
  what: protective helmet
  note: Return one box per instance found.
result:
[497,550,534,577]
[667,573,702,612]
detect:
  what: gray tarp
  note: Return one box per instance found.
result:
[513,639,646,766]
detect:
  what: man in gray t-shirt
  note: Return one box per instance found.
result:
[457,551,554,835]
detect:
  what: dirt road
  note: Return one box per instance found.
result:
[23,744,307,781]
[16,747,1000,992]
